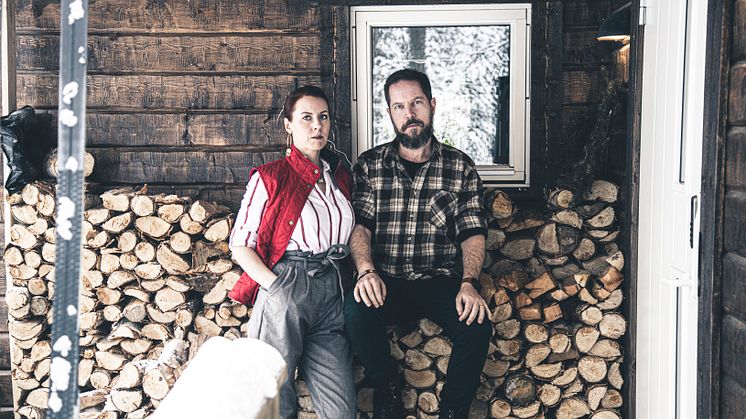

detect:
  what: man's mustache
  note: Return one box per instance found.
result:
[401,118,424,130]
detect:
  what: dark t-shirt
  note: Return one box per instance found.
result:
[400,158,426,180]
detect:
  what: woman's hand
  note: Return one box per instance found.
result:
[229,245,278,289]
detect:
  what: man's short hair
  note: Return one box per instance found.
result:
[384,69,433,106]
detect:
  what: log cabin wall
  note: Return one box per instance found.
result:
[720,0,746,416]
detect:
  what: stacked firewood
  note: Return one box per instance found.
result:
[5,182,250,418]
[344,180,626,419]
[5,179,626,419]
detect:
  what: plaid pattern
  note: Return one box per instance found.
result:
[353,138,487,279]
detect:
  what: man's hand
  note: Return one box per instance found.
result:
[354,273,387,308]
[456,282,489,325]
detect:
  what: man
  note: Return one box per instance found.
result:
[345,68,492,419]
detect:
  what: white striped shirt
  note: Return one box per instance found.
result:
[230,160,355,253]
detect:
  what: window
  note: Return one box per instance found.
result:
[351,4,532,186]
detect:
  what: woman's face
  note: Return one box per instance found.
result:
[285,96,331,158]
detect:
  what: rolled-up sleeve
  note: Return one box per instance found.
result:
[455,161,487,243]
[229,172,269,249]
[352,159,376,233]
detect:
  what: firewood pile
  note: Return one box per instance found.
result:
[5,182,248,418]
[4,179,626,419]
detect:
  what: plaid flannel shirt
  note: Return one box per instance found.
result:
[353,138,487,280]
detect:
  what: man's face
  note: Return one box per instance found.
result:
[387,80,436,150]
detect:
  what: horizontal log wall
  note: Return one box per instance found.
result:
[721,0,746,416]
[12,0,322,208]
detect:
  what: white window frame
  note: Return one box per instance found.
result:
[350,4,532,186]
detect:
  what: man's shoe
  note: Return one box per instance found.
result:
[372,381,405,419]
[438,406,469,419]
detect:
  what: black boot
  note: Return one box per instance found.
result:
[438,405,469,419]
[372,380,404,419]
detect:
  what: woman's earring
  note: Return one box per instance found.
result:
[285,133,292,157]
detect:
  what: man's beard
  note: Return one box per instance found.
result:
[395,117,434,150]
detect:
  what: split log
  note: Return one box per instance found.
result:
[552,210,583,229]
[404,369,436,389]
[102,212,134,234]
[490,399,512,417]
[583,180,619,203]
[136,216,172,239]
[500,238,536,260]
[512,401,540,418]
[538,384,561,407]
[157,244,191,274]
[44,149,95,177]
[110,389,143,413]
[504,375,536,406]
[155,288,186,312]
[483,359,510,378]
[525,272,556,299]
[601,388,623,408]
[587,207,615,229]
[158,204,186,223]
[589,339,622,359]
[599,313,627,339]
[204,218,232,243]
[504,209,546,232]
[575,326,601,353]
[547,188,574,208]
[524,323,549,343]
[573,238,596,261]
[489,189,514,219]
[169,231,192,254]
[189,200,229,223]
[552,367,578,387]
[405,350,432,371]
[179,214,204,235]
[607,362,624,389]
[491,260,530,292]
[130,195,155,217]
[578,356,607,383]
[556,398,591,419]
[486,228,507,250]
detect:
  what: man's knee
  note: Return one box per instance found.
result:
[454,318,492,345]
[343,294,380,325]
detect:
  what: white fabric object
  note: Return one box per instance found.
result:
[153,337,287,419]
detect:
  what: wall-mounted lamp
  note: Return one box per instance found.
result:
[597,2,631,43]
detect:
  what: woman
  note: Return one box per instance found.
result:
[228,86,356,419]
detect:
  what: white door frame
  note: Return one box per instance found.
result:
[635,0,708,417]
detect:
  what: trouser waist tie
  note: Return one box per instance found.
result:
[281,244,350,301]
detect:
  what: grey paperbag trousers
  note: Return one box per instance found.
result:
[247,245,356,419]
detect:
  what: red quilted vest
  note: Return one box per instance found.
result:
[228,145,352,305]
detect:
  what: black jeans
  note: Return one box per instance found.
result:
[343,274,492,410]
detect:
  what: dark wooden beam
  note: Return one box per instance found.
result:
[623,1,643,418]
[697,0,733,417]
